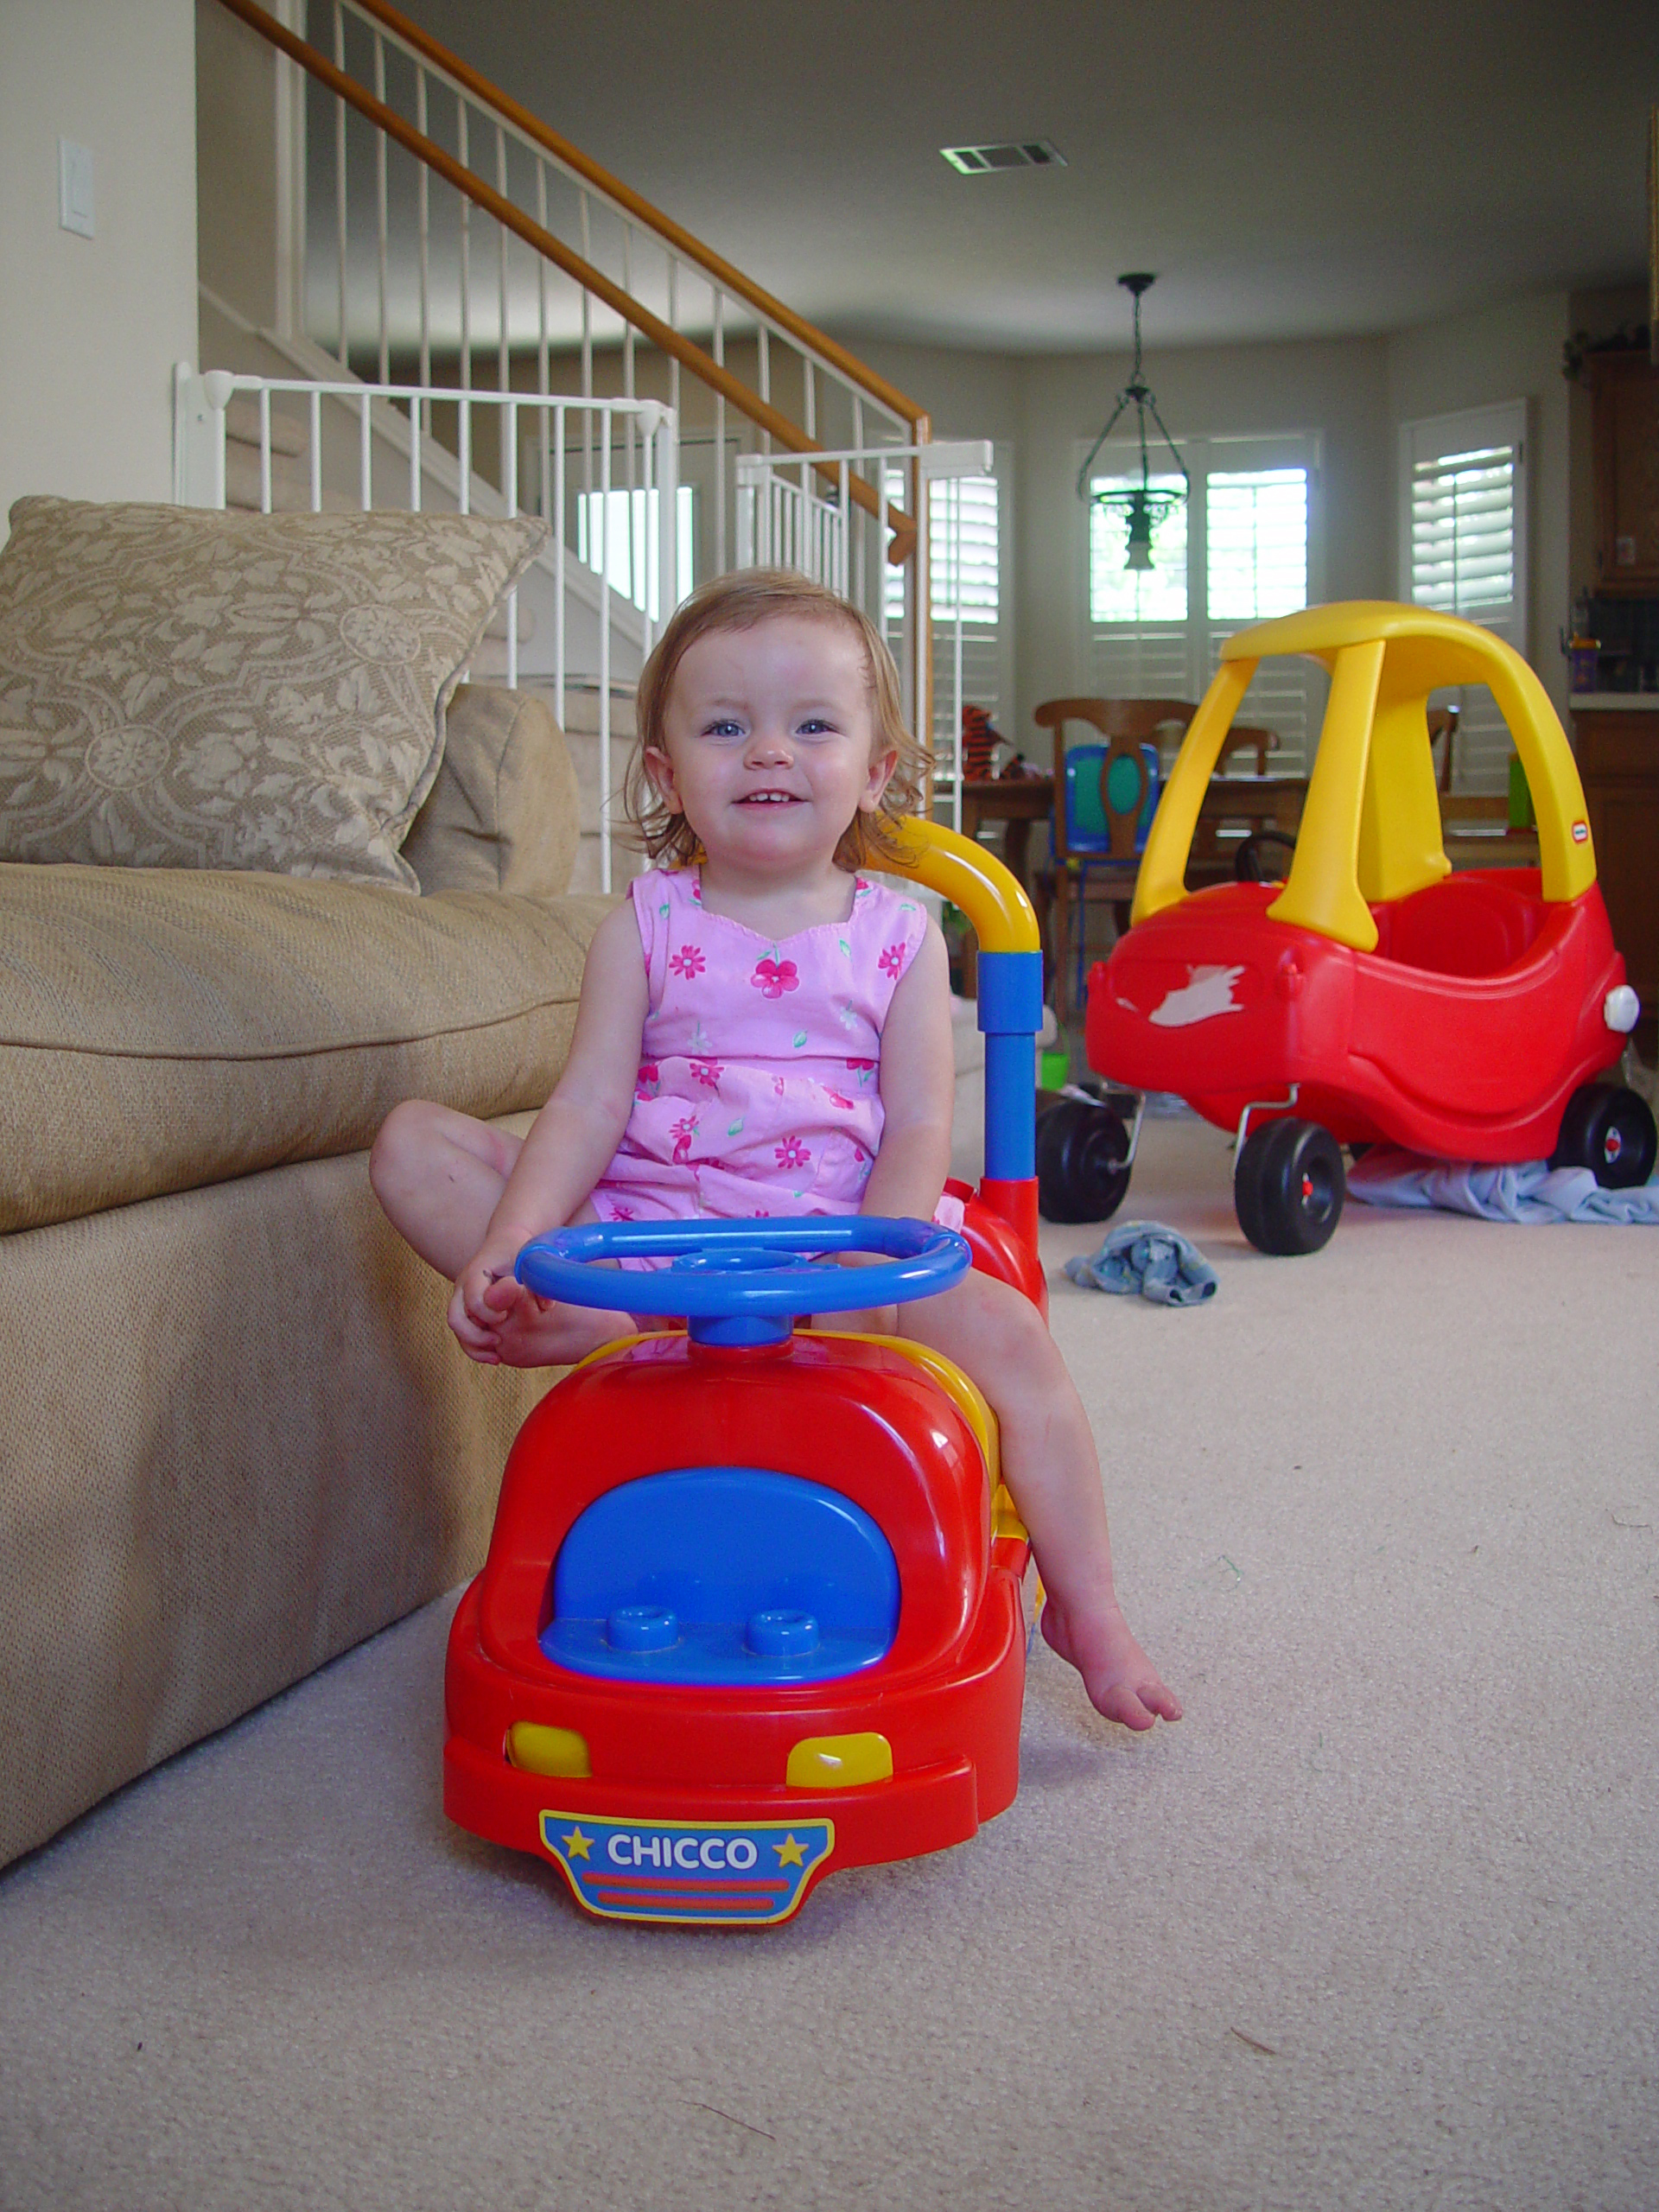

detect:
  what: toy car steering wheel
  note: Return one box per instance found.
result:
[515,1217,970,1345]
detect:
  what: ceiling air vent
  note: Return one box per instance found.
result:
[941,141,1066,175]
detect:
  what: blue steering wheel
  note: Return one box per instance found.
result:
[515,1217,970,1346]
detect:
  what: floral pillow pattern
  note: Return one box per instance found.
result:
[0,497,547,888]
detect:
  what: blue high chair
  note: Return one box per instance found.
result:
[1052,737,1161,1019]
[1033,697,1201,1020]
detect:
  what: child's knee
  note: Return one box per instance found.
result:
[368,1097,438,1197]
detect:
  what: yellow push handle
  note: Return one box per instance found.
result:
[880,817,1040,955]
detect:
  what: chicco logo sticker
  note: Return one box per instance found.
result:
[538,1810,834,1924]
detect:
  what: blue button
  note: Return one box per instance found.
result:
[607,1605,679,1652]
[746,1609,820,1657]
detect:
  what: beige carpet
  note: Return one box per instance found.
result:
[3,1113,1656,2212]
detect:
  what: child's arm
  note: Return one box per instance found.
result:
[861,916,956,1224]
[817,918,954,1336]
[449,899,648,1354]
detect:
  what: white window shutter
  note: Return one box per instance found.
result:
[1084,435,1321,770]
[1400,402,1529,795]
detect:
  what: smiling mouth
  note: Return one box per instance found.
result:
[736,791,803,804]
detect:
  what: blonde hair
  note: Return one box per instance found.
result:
[622,568,933,870]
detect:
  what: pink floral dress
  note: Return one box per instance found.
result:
[590,867,962,1233]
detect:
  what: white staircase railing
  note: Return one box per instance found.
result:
[212,0,928,586]
[195,0,1007,888]
[735,442,995,829]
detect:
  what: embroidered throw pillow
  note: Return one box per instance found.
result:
[0,497,547,888]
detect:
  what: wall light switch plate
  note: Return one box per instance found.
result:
[59,139,94,239]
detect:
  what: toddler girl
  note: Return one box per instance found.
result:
[370,569,1179,1732]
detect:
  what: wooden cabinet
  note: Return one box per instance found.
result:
[1575,705,1659,1012]
[1589,352,1659,594]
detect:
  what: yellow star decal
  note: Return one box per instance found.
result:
[772,1833,807,1867]
[560,1825,593,1861]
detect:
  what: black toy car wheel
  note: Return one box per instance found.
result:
[1036,1097,1132,1225]
[1234,1118,1345,1255]
[1548,1084,1658,1190]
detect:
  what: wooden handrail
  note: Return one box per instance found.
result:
[213,0,919,560]
[343,0,928,435]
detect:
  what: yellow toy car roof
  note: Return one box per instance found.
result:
[1133,601,1595,950]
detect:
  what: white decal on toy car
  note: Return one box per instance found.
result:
[1149,965,1247,1027]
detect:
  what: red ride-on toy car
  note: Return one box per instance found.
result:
[1080,602,1654,1254]
[443,820,1047,1925]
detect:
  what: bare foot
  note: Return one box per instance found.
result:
[1040,1593,1183,1732]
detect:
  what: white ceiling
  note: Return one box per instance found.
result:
[393,0,1658,354]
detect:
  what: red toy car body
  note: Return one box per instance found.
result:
[445,1325,1030,1925]
[1091,869,1624,1160]
[1082,604,1651,1251]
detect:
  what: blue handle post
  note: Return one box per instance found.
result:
[975,950,1045,1183]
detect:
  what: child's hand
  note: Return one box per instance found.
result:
[448,1255,537,1363]
[1039,1591,1184,1732]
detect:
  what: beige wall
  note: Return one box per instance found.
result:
[196,0,282,333]
[853,305,1581,736]
[849,330,1394,735]
[1385,289,1572,715]
[0,0,199,531]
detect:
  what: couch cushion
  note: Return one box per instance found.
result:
[400,683,578,899]
[0,497,547,889]
[0,863,613,1234]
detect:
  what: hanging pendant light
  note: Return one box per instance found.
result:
[1077,273,1189,571]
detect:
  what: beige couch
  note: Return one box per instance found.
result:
[0,501,612,1867]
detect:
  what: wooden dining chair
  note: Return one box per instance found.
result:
[1032,698,1198,1017]
[1186,722,1299,880]
[1427,704,1461,795]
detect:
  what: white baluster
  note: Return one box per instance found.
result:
[374,31,389,387]
[334,2,347,366]
[416,70,430,389]
[457,97,470,392]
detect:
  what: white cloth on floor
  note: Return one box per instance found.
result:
[1347,1147,1659,1224]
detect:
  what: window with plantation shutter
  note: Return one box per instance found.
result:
[1400,402,1529,795]
[1084,435,1323,770]
[886,459,1011,746]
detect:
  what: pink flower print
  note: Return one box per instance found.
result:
[775,1135,810,1171]
[846,1058,875,1073]
[689,1057,723,1089]
[751,957,799,999]
[772,1076,786,1099]
[670,1114,698,1165]
[670,944,706,980]
[878,942,906,980]
[610,1204,637,1222]
[823,1087,854,1111]
[635,1061,660,1101]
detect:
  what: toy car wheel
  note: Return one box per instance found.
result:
[1235,1118,1345,1255]
[1036,1097,1131,1225]
[1548,1084,1658,1190]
